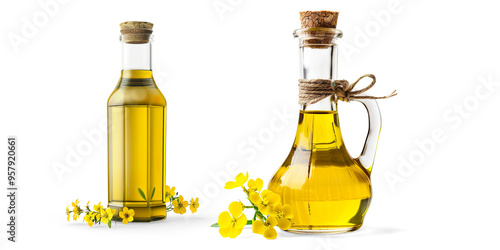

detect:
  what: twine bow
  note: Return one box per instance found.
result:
[298,74,397,105]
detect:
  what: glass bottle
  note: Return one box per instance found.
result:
[268,26,382,233]
[107,22,166,221]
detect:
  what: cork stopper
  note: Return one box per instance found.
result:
[300,11,339,29]
[298,11,340,48]
[120,21,153,44]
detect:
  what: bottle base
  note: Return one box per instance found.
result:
[109,203,166,222]
[285,224,362,234]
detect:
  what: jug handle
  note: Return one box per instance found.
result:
[352,99,382,175]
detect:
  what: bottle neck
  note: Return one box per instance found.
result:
[299,44,339,111]
[122,41,152,71]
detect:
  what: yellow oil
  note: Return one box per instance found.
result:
[107,70,166,221]
[268,110,371,233]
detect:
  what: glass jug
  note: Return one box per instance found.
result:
[268,28,381,233]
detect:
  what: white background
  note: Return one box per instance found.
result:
[1,0,499,249]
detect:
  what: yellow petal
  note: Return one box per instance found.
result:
[218,211,232,228]
[219,226,231,238]
[172,200,179,207]
[128,216,134,222]
[173,207,180,214]
[224,181,238,189]
[119,212,125,219]
[267,215,278,227]
[277,218,292,230]
[252,220,265,235]
[128,209,135,217]
[249,178,263,191]
[258,204,269,215]
[123,218,128,225]
[228,201,243,218]
[228,227,243,238]
[255,178,263,191]
[235,214,247,229]
[260,190,273,199]
[282,204,293,218]
[249,192,262,204]
[123,207,128,214]
[178,195,184,203]
[248,179,256,188]
[180,207,186,214]
[270,203,282,216]
[266,193,280,206]
[263,227,277,239]
[234,172,249,185]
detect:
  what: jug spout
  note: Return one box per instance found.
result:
[353,99,382,175]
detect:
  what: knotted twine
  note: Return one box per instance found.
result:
[298,74,397,105]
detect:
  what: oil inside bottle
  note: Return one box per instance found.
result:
[268,110,371,232]
[108,70,166,221]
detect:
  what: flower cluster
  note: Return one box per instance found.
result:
[65,199,132,228]
[66,185,199,228]
[212,172,294,239]
[163,185,199,214]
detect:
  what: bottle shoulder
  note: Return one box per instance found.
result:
[107,79,166,106]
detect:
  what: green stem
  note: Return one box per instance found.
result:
[241,186,249,196]
[245,196,265,221]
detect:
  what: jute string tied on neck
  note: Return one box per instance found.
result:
[298,74,397,105]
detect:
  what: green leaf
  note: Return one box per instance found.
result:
[150,187,156,200]
[210,220,253,228]
[138,188,146,201]
[107,220,111,228]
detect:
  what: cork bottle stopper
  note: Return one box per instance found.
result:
[300,11,339,29]
[120,21,153,44]
[298,11,340,48]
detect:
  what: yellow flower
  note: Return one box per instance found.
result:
[173,195,188,214]
[190,197,199,213]
[270,203,294,230]
[93,202,103,213]
[119,207,135,225]
[71,199,83,221]
[249,190,280,215]
[252,215,278,239]
[100,207,115,224]
[218,201,247,238]
[165,185,176,201]
[247,178,263,193]
[66,206,70,221]
[224,172,248,189]
[84,212,96,227]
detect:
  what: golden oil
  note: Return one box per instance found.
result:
[268,110,371,232]
[108,70,166,221]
